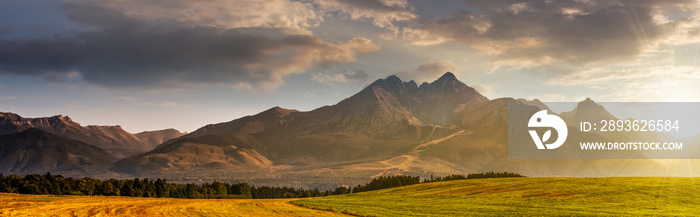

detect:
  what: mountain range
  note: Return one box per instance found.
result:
[0,112,184,158]
[0,72,694,188]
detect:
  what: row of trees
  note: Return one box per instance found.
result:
[252,186,351,198]
[466,171,524,179]
[0,173,355,199]
[422,174,468,183]
[352,172,525,193]
[0,173,253,199]
[0,172,523,198]
[352,175,421,193]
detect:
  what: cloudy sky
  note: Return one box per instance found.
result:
[1,0,700,133]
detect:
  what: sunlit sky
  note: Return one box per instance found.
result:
[1,0,699,133]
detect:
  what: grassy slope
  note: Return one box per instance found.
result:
[0,193,349,217]
[293,177,700,216]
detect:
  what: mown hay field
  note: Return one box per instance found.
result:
[0,193,348,217]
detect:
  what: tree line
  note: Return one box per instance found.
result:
[0,171,523,198]
[352,175,421,193]
[0,173,351,199]
[0,173,254,199]
[422,172,524,183]
[465,171,524,179]
[353,172,524,193]
[251,186,351,199]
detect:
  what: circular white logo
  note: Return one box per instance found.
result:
[528,110,568,149]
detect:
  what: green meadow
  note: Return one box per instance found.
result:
[293,177,700,216]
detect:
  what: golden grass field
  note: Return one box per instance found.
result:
[5,177,700,216]
[0,193,349,217]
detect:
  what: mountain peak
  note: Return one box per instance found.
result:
[370,75,403,86]
[49,114,73,122]
[365,75,412,97]
[560,96,617,123]
[386,75,401,83]
[575,98,601,110]
[0,112,22,120]
[260,106,298,117]
[575,97,602,109]
[431,72,467,89]
[436,71,457,82]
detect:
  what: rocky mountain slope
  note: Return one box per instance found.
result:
[135,129,186,148]
[0,113,183,158]
[0,128,117,175]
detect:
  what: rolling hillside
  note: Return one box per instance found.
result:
[295,177,700,216]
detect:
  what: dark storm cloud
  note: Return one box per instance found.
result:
[0,3,378,90]
[404,0,698,65]
[0,35,84,75]
[0,26,8,36]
